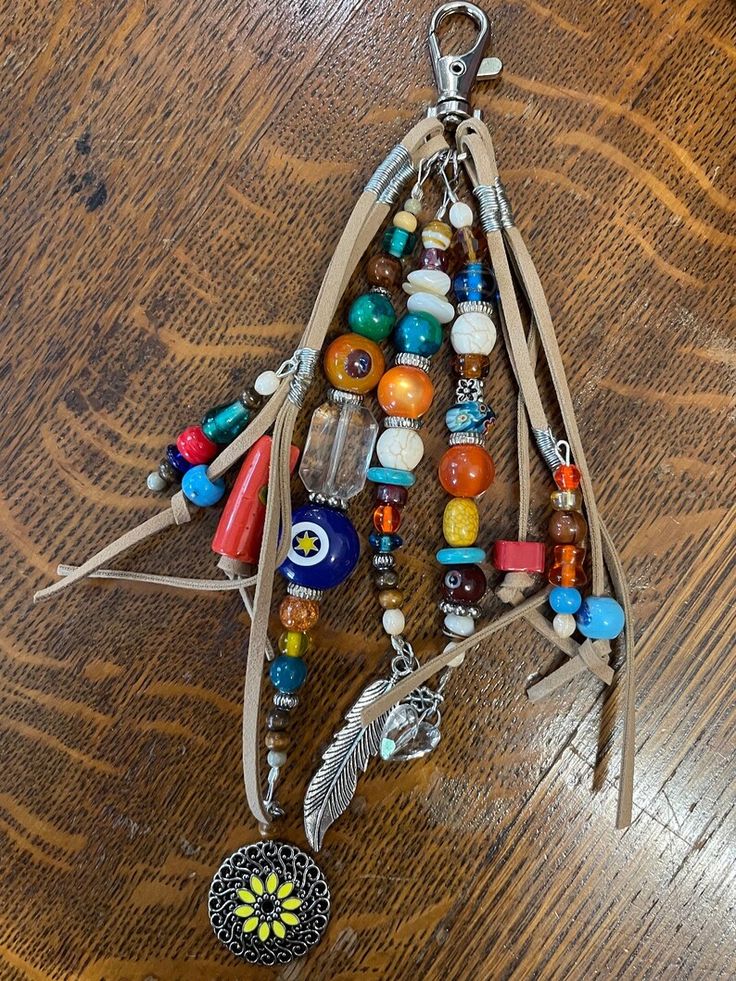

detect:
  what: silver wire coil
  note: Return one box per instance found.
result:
[533,426,563,471]
[287,348,319,407]
[365,144,414,205]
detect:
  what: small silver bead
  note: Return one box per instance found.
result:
[370,286,391,299]
[273,692,300,711]
[457,300,496,316]
[448,432,487,446]
[372,554,395,569]
[438,600,481,618]
[286,584,323,602]
[327,388,363,405]
[309,492,347,511]
[394,352,431,372]
[383,415,423,430]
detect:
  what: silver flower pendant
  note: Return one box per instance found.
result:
[208,840,330,966]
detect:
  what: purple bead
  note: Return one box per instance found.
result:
[419,247,449,272]
[376,483,408,507]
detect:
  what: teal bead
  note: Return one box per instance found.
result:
[270,655,307,692]
[367,466,416,487]
[181,464,226,507]
[436,546,486,565]
[394,312,443,356]
[201,399,251,445]
[348,291,396,341]
[575,596,625,640]
[382,226,416,258]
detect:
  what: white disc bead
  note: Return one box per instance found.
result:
[376,428,424,471]
[450,311,497,355]
[407,291,455,324]
[383,608,405,636]
[444,613,475,637]
[553,613,577,638]
[403,269,451,297]
[449,201,474,229]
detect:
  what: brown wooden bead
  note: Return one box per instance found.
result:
[279,595,320,631]
[266,709,289,731]
[265,731,289,751]
[378,588,403,609]
[366,251,402,290]
[548,510,588,545]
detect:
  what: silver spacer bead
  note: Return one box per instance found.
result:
[328,388,363,405]
[372,553,395,569]
[384,415,423,430]
[286,584,323,602]
[457,301,496,316]
[370,286,391,299]
[273,692,300,711]
[439,600,482,618]
[394,352,431,372]
[448,432,487,446]
[309,492,347,511]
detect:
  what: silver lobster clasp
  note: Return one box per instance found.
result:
[427,2,503,127]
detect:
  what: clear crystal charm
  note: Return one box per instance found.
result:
[379,703,441,761]
[299,401,378,501]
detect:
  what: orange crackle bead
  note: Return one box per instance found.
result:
[553,464,582,491]
[438,444,495,497]
[279,596,320,632]
[377,365,434,418]
[373,503,402,533]
[548,544,587,587]
[323,333,385,394]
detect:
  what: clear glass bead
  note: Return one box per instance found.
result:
[299,401,378,501]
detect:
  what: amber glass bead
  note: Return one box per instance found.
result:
[323,333,385,394]
[265,731,289,752]
[554,464,582,491]
[451,225,488,265]
[366,252,403,290]
[377,365,434,418]
[548,510,587,545]
[548,544,587,587]
[551,488,583,511]
[378,588,403,609]
[452,353,491,379]
[278,630,312,657]
[279,596,320,631]
[438,444,495,497]
[374,503,402,533]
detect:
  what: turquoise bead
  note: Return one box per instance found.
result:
[394,312,443,356]
[575,596,625,640]
[181,464,226,507]
[382,226,416,258]
[549,586,582,614]
[347,291,396,341]
[367,466,416,487]
[436,546,486,565]
[202,399,251,444]
[369,531,403,552]
[270,655,307,692]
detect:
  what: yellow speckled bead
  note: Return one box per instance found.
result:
[443,497,479,547]
[393,210,418,233]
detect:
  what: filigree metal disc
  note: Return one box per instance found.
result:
[208,840,330,965]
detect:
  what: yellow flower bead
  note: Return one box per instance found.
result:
[443,497,479,547]
[393,210,418,233]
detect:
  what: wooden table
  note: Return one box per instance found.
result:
[2,1,734,977]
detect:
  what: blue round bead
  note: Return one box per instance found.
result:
[393,312,443,356]
[166,443,192,476]
[549,586,582,614]
[270,655,307,693]
[436,546,487,565]
[369,531,403,552]
[278,504,360,591]
[181,464,225,506]
[453,261,495,303]
[575,596,625,640]
[367,466,416,487]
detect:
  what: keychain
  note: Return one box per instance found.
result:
[34,3,635,967]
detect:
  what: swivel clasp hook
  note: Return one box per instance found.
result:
[427,2,503,127]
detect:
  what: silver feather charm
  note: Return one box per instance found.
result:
[303,677,393,851]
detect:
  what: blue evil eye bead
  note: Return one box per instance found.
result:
[270,655,307,693]
[181,465,225,506]
[549,586,582,614]
[278,504,360,591]
[436,546,487,565]
[166,443,192,476]
[368,532,403,552]
[453,261,495,303]
[393,313,443,357]
[575,596,625,640]
[367,466,416,487]
[382,225,416,259]
[445,402,496,434]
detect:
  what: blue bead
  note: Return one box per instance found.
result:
[367,466,416,487]
[445,402,496,434]
[453,262,495,303]
[278,504,360,591]
[436,546,487,565]
[166,443,192,477]
[549,586,582,614]
[575,596,625,640]
[270,655,307,692]
[369,532,403,552]
[393,313,443,356]
[181,464,225,506]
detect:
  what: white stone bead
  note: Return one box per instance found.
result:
[403,269,452,297]
[267,750,287,768]
[383,608,405,636]
[449,201,474,229]
[553,613,577,638]
[407,290,454,324]
[376,428,424,471]
[146,471,167,492]
[450,311,497,354]
[254,370,279,396]
[444,614,475,637]
[404,197,423,215]
[444,640,466,668]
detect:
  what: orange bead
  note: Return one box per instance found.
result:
[554,464,582,491]
[548,544,587,587]
[438,444,495,497]
[279,596,320,631]
[373,503,401,533]
[323,333,385,394]
[377,365,434,418]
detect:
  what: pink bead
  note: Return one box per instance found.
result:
[177,425,218,465]
[492,540,546,574]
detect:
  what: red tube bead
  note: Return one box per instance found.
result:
[492,540,546,574]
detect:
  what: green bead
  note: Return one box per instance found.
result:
[347,291,396,341]
[382,226,416,258]
[201,399,251,445]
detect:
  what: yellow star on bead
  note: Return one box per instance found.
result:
[294,531,319,555]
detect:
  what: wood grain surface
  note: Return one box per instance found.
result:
[1,0,735,978]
